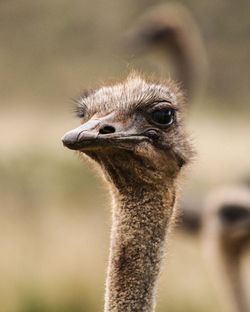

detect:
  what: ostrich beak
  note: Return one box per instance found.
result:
[62,119,100,149]
[62,114,150,151]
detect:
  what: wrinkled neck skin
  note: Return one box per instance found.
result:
[88,148,180,312]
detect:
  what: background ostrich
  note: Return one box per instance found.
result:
[126,3,207,100]
[202,186,250,312]
[62,74,193,311]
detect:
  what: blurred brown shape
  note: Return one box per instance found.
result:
[125,3,208,101]
[202,186,250,312]
[179,195,202,233]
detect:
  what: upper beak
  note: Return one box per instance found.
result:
[62,119,101,150]
[62,114,150,151]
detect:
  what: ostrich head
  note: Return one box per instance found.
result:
[204,186,250,247]
[62,74,192,190]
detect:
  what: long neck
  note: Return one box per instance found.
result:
[206,235,248,312]
[130,5,207,100]
[219,243,248,312]
[104,182,176,312]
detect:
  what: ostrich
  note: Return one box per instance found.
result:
[126,3,207,100]
[62,74,193,311]
[202,186,250,312]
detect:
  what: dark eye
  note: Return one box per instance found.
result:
[150,109,175,125]
[219,205,250,224]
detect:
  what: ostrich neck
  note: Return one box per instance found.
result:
[219,243,248,312]
[104,181,176,312]
[165,34,194,99]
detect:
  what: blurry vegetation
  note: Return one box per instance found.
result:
[0,0,250,311]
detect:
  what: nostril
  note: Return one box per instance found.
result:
[99,125,116,135]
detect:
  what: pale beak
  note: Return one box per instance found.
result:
[62,119,101,149]
[62,114,150,151]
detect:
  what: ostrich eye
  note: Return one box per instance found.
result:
[150,109,175,126]
[219,205,250,224]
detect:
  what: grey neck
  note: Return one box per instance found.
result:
[104,182,176,312]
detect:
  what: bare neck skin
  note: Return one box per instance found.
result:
[101,156,177,312]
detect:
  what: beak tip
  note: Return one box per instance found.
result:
[61,132,75,149]
[61,135,67,144]
[61,134,68,146]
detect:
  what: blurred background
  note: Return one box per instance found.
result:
[1,0,250,311]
